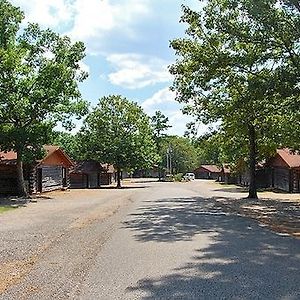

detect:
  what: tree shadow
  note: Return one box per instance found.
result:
[99,186,149,190]
[213,187,249,193]
[123,196,300,299]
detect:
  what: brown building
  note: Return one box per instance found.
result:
[266,149,300,192]
[100,163,116,185]
[0,145,73,195]
[194,165,222,180]
[70,160,108,189]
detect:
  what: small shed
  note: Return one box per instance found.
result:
[194,165,222,180]
[0,145,73,195]
[100,164,116,185]
[266,149,300,192]
[70,160,105,189]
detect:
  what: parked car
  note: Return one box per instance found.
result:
[183,172,195,181]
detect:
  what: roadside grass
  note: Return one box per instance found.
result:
[0,206,17,214]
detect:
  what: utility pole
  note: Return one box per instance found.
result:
[167,144,172,175]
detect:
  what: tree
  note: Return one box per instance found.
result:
[52,131,83,161]
[170,0,300,199]
[80,95,157,188]
[151,111,171,139]
[0,0,88,197]
[151,111,171,180]
[161,136,198,175]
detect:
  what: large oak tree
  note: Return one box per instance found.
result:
[0,0,88,196]
[170,0,300,198]
[80,95,157,188]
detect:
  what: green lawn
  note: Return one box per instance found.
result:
[0,206,17,214]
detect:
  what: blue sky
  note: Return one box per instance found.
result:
[12,0,205,135]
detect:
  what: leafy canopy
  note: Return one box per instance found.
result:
[170,0,300,198]
[80,95,157,171]
[0,0,88,160]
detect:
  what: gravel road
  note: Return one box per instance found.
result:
[0,180,299,299]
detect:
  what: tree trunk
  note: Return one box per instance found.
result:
[16,150,29,198]
[116,167,122,188]
[247,124,258,199]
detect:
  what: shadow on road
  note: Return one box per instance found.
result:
[123,196,300,299]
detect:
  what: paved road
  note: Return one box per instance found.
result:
[0,180,299,299]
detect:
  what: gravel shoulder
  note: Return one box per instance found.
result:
[187,180,300,238]
[0,186,140,299]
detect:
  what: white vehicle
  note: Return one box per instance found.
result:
[183,172,195,181]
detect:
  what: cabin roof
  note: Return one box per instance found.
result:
[276,148,300,168]
[71,160,105,174]
[195,164,222,173]
[0,145,73,167]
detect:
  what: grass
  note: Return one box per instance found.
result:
[0,206,17,214]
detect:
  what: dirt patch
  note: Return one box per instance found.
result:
[213,197,300,238]
[0,258,36,294]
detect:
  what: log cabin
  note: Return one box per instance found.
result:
[0,145,73,195]
[194,165,222,180]
[266,149,300,193]
[70,160,105,189]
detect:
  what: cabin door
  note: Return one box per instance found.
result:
[62,167,67,187]
[36,168,43,192]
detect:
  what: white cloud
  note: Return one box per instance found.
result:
[141,88,176,113]
[107,54,172,89]
[78,61,90,74]
[12,0,73,27]
[141,87,210,136]
[141,88,190,135]
[12,0,151,54]
[68,0,150,54]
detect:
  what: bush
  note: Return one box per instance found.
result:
[163,174,174,182]
[174,173,183,182]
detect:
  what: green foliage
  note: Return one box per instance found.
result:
[174,173,183,182]
[80,95,157,173]
[151,111,171,140]
[52,131,83,161]
[170,0,300,198]
[196,131,222,165]
[161,136,198,174]
[0,0,88,195]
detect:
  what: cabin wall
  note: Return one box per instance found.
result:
[36,165,67,193]
[0,165,18,194]
[273,167,290,192]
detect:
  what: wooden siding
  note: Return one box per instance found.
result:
[0,165,18,194]
[273,168,290,192]
[70,172,100,189]
[194,168,220,180]
[292,169,300,192]
[100,172,113,185]
[70,173,88,189]
[89,173,99,188]
[37,165,64,192]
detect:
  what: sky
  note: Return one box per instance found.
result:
[11,0,204,136]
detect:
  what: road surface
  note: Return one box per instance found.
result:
[0,180,299,299]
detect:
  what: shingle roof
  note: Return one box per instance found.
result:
[276,148,300,168]
[0,145,73,167]
[71,160,104,174]
[0,151,17,165]
[196,164,222,173]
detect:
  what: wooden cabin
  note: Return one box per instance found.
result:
[100,164,116,185]
[0,145,73,195]
[266,149,300,192]
[70,160,105,189]
[220,164,238,184]
[194,165,222,180]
